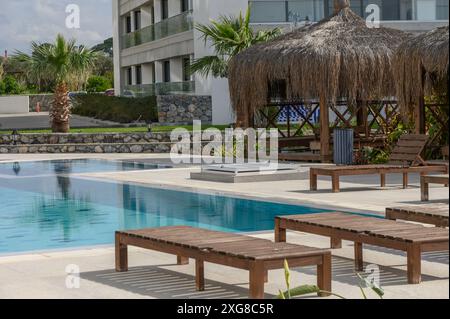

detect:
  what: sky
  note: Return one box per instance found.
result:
[0,0,112,54]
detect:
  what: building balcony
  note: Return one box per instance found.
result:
[122,10,194,49]
[123,81,196,97]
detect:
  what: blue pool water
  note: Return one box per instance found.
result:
[0,159,328,254]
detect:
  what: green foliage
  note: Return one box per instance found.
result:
[0,75,24,95]
[278,260,383,300]
[91,37,113,57]
[86,75,112,93]
[190,7,281,78]
[72,94,158,124]
[14,34,99,91]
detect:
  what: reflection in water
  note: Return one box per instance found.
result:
[53,161,73,198]
[12,162,21,176]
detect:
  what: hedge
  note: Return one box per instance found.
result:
[72,94,158,124]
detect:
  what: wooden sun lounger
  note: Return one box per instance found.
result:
[115,226,332,299]
[421,174,449,201]
[310,134,448,193]
[386,203,449,227]
[275,212,449,284]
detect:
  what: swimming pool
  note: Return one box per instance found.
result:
[0,159,328,254]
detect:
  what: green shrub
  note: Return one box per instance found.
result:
[72,94,158,123]
[86,75,112,93]
[0,75,23,95]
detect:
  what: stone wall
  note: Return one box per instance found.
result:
[0,132,172,146]
[157,95,212,125]
[29,94,54,112]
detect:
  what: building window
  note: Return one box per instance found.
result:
[437,0,449,20]
[134,10,141,30]
[135,65,142,85]
[181,0,190,12]
[126,67,133,85]
[163,60,171,83]
[126,15,132,33]
[162,0,169,19]
[182,57,191,81]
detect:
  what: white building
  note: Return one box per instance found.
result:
[112,0,449,125]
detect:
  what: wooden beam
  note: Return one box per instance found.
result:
[414,97,426,134]
[320,96,331,163]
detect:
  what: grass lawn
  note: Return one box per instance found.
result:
[0,125,230,135]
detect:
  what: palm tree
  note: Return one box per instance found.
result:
[190,8,281,78]
[16,35,98,132]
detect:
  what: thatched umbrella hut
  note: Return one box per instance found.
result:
[228,0,409,162]
[394,26,449,135]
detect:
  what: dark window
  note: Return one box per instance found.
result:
[182,57,191,81]
[437,0,449,20]
[126,15,132,33]
[181,0,190,12]
[126,67,133,85]
[134,10,141,30]
[162,0,169,19]
[163,60,171,83]
[135,65,142,85]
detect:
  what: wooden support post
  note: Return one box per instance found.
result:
[354,242,364,271]
[317,253,332,297]
[274,218,287,243]
[331,238,342,249]
[407,244,422,284]
[414,97,426,134]
[380,173,386,188]
[421,177,429,201]
[196,259,205,291]
[320,96,331,163]
[403,173,409,189]
[331,174,340,193]
[177,256,189,265]
[115,233,128,272]
[310,170,318,191]
[249,261,265,299]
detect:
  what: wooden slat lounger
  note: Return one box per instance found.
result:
[386,203,449,227]
[275,213,449,284]
[310,134,448,193]
[115,226,332,299]
[420,174,449,201]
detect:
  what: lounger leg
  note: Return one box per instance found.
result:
[380,174,386,188]
[275,218,286,243]
[421,179,429,201]
[317,253,332,297]
[354,242,364,271]
[407,244,422,284]
[196,259,205,291]
[331,175,340,193]
[115,233,128,272]
[403,173,409,189]
[264,270,269,283]
[330,238,342,249]
[310,171,318,191]
[177,256,189,265]
[249,261,265,299]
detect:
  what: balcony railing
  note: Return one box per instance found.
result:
[123,81,195,97]
[122,10,194,49]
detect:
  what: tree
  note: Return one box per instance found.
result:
[190,8,281,78]
[86,75,112,93]
[15,34,98,132]
[0,75,23,95]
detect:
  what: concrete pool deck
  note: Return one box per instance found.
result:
[0,153,448,299]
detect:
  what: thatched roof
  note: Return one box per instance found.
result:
[228,2,409,126]
[394,26,449,116]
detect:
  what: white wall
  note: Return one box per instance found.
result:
[142,63,155,84]
[192,0,248,124]
[112,0,122,95]
[170,57,184,82]
[0,96,30,114]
